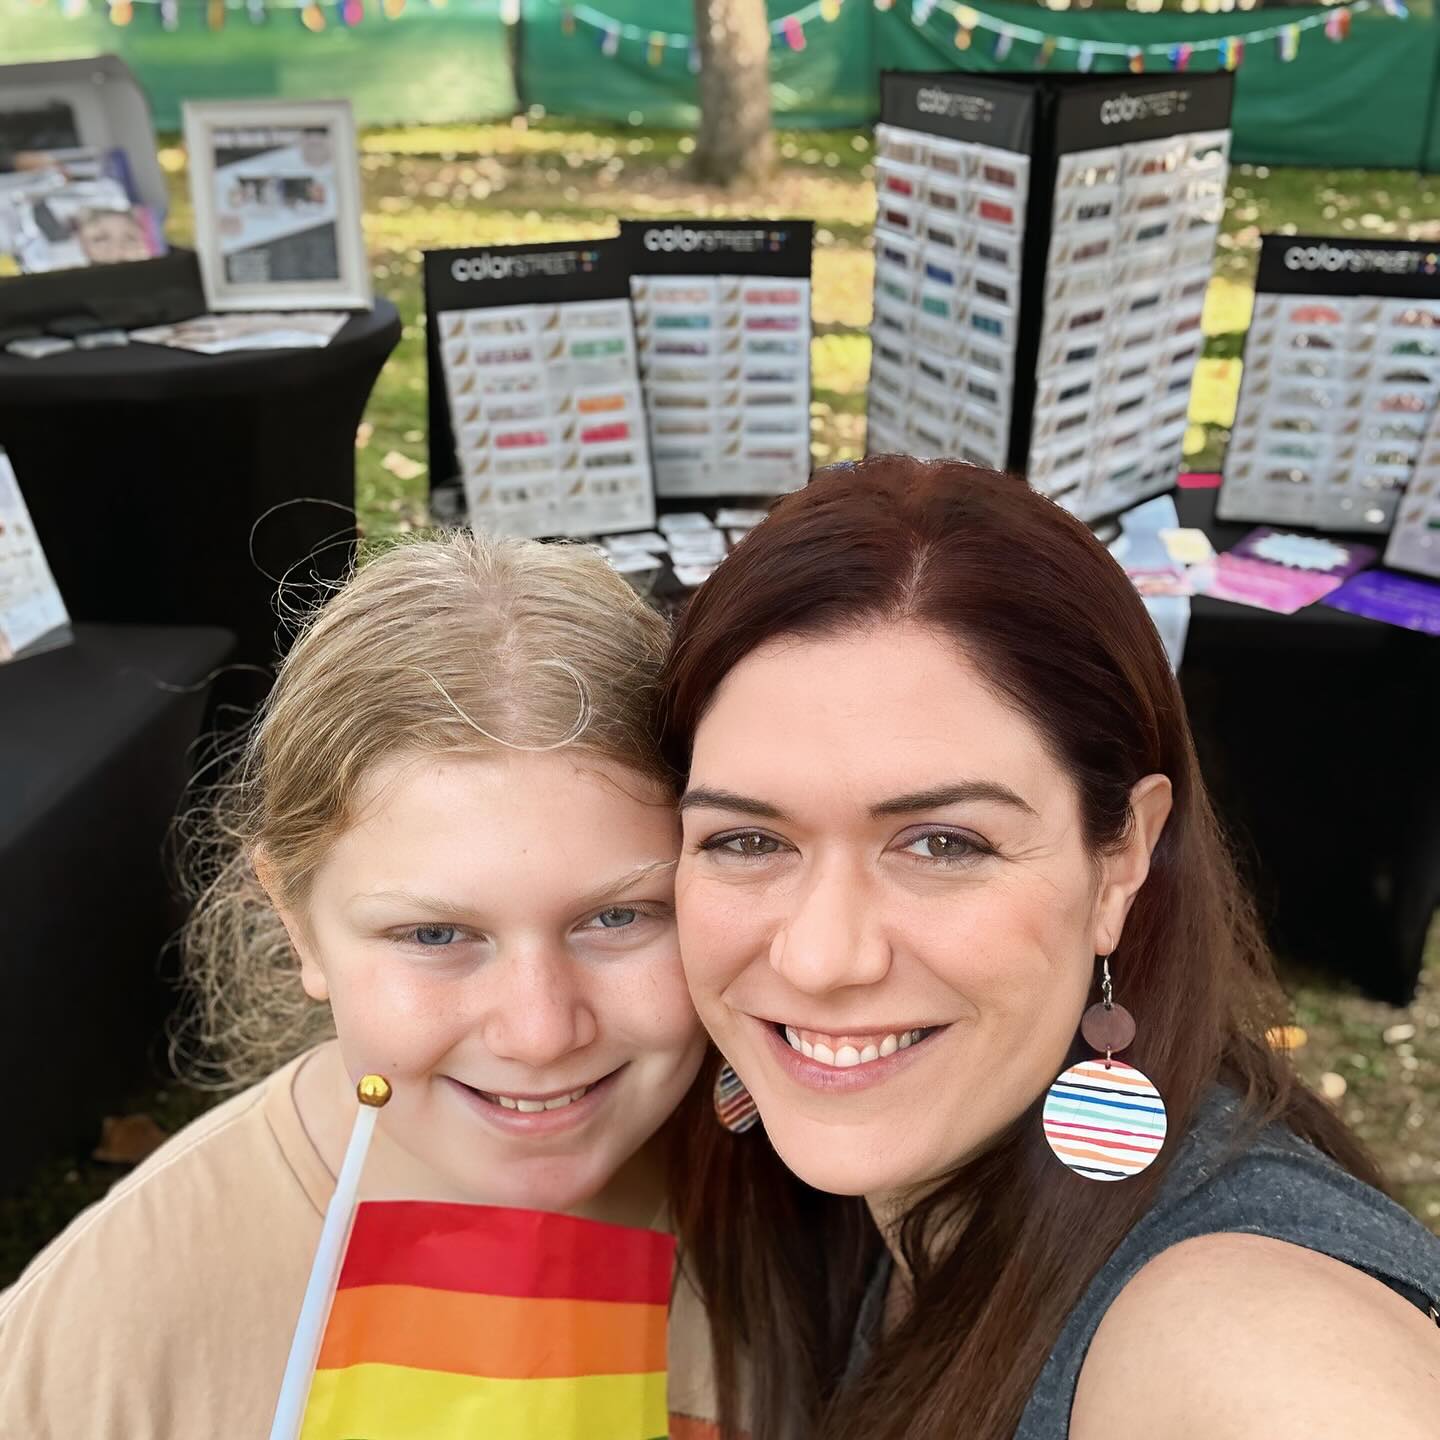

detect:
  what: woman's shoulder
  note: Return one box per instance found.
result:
[1019,1083,1440,1439]
[1073,1230,1440,1439]
[0,1052,327,1439]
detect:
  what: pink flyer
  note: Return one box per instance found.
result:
[1193,553,1343,615]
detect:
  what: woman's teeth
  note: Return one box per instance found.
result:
[782,1026,932,1067]
[481,1085,592,1113]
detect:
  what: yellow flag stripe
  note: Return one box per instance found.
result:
[300,1361,669,1440]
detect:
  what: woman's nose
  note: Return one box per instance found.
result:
[768,858,892,996]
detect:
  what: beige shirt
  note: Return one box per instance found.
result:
[0,1045,720,1439]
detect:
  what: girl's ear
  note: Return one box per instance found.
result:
[253,847,329,1002]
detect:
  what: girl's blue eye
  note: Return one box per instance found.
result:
[595,907,637,929]
[412,924,458,946]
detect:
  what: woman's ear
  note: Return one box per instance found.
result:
[1092,774,1173,955]
[252,846,329,1002]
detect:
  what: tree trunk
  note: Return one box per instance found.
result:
[692,0,775,187]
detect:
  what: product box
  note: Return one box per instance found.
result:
[865,70,1235,524]
[424,238,655,539]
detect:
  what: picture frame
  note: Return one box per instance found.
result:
[182,99,370,313]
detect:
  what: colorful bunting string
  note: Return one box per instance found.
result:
[27,0,1401,61]
[901,0,1393,70]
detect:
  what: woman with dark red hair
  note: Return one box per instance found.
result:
[659,456,1440,1440]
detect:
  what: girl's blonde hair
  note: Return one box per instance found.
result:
[177,531,671,1089]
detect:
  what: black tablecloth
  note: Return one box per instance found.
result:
[0,624,233,1187]
[1177,486,1440,1002]
[0,302,400,686]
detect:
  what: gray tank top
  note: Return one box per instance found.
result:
[847,1084,1440,1437]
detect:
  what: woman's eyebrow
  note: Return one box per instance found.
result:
[870,782,1037,818]
[679,786,790,821]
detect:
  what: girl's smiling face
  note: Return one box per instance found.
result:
[675,621,1168,1202]
[284,749,706,1213]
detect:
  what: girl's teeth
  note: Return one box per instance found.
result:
[487,1084,591,1113]
[783,1028,930,1067]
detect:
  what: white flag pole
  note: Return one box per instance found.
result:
[268,1073,392,1440]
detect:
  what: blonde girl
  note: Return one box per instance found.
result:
[0,533,716,1438]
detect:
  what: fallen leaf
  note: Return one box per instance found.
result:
[1320,1072,1348,1102]
[93,1113,169,1165]
[1383,1023,1417,1045]
[1265,1025,1308,1051]
[355,421,373,450]
[381,450,427,481]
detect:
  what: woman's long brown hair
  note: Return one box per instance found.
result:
[658,456,1386,1440]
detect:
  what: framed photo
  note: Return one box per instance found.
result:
[182,99,370,312]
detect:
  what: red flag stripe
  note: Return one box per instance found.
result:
[337,1201,676,1304]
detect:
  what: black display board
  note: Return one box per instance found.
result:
[866,70,1234,524]
[620,219,814,500]
[424,237,655,539]
[1221,234,1440,534]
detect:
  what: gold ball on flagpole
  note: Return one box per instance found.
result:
[357,1074,393,1107]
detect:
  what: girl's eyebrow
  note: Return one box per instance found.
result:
[352,860,677,921]
[571,859,678,913]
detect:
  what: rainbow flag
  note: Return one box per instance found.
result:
[298,1202,675,1440]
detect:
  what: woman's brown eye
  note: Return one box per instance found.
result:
[738,834,775,855]
[922,833,973,858]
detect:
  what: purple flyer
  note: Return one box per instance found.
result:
[1230,528,1379,580]
[1323,570,1440,636]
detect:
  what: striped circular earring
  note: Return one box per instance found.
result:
[714,1061,760,1134]
[1042,955,1167,1181]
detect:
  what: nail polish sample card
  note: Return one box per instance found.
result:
[622,222,813,499]
[1221,235,1440,536]
[424,239,654,539]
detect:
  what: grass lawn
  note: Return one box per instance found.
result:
[2,121,1434,1288]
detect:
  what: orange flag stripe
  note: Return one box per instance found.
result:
[316,1284,668,1380]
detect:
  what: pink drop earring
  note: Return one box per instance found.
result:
[714,1061,760,1134]
[1042,954,1168,1181]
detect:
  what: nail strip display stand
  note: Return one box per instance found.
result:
[424,238,655,540]
[620,220,814,503]
[865,69,1233,524]
[1221,235,1440,537]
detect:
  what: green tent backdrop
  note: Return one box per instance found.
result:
[0,3,516,130]
[2,0,1438,167]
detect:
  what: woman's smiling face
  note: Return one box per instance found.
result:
[675,621,1167,1201]
[286,749,706,1213]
